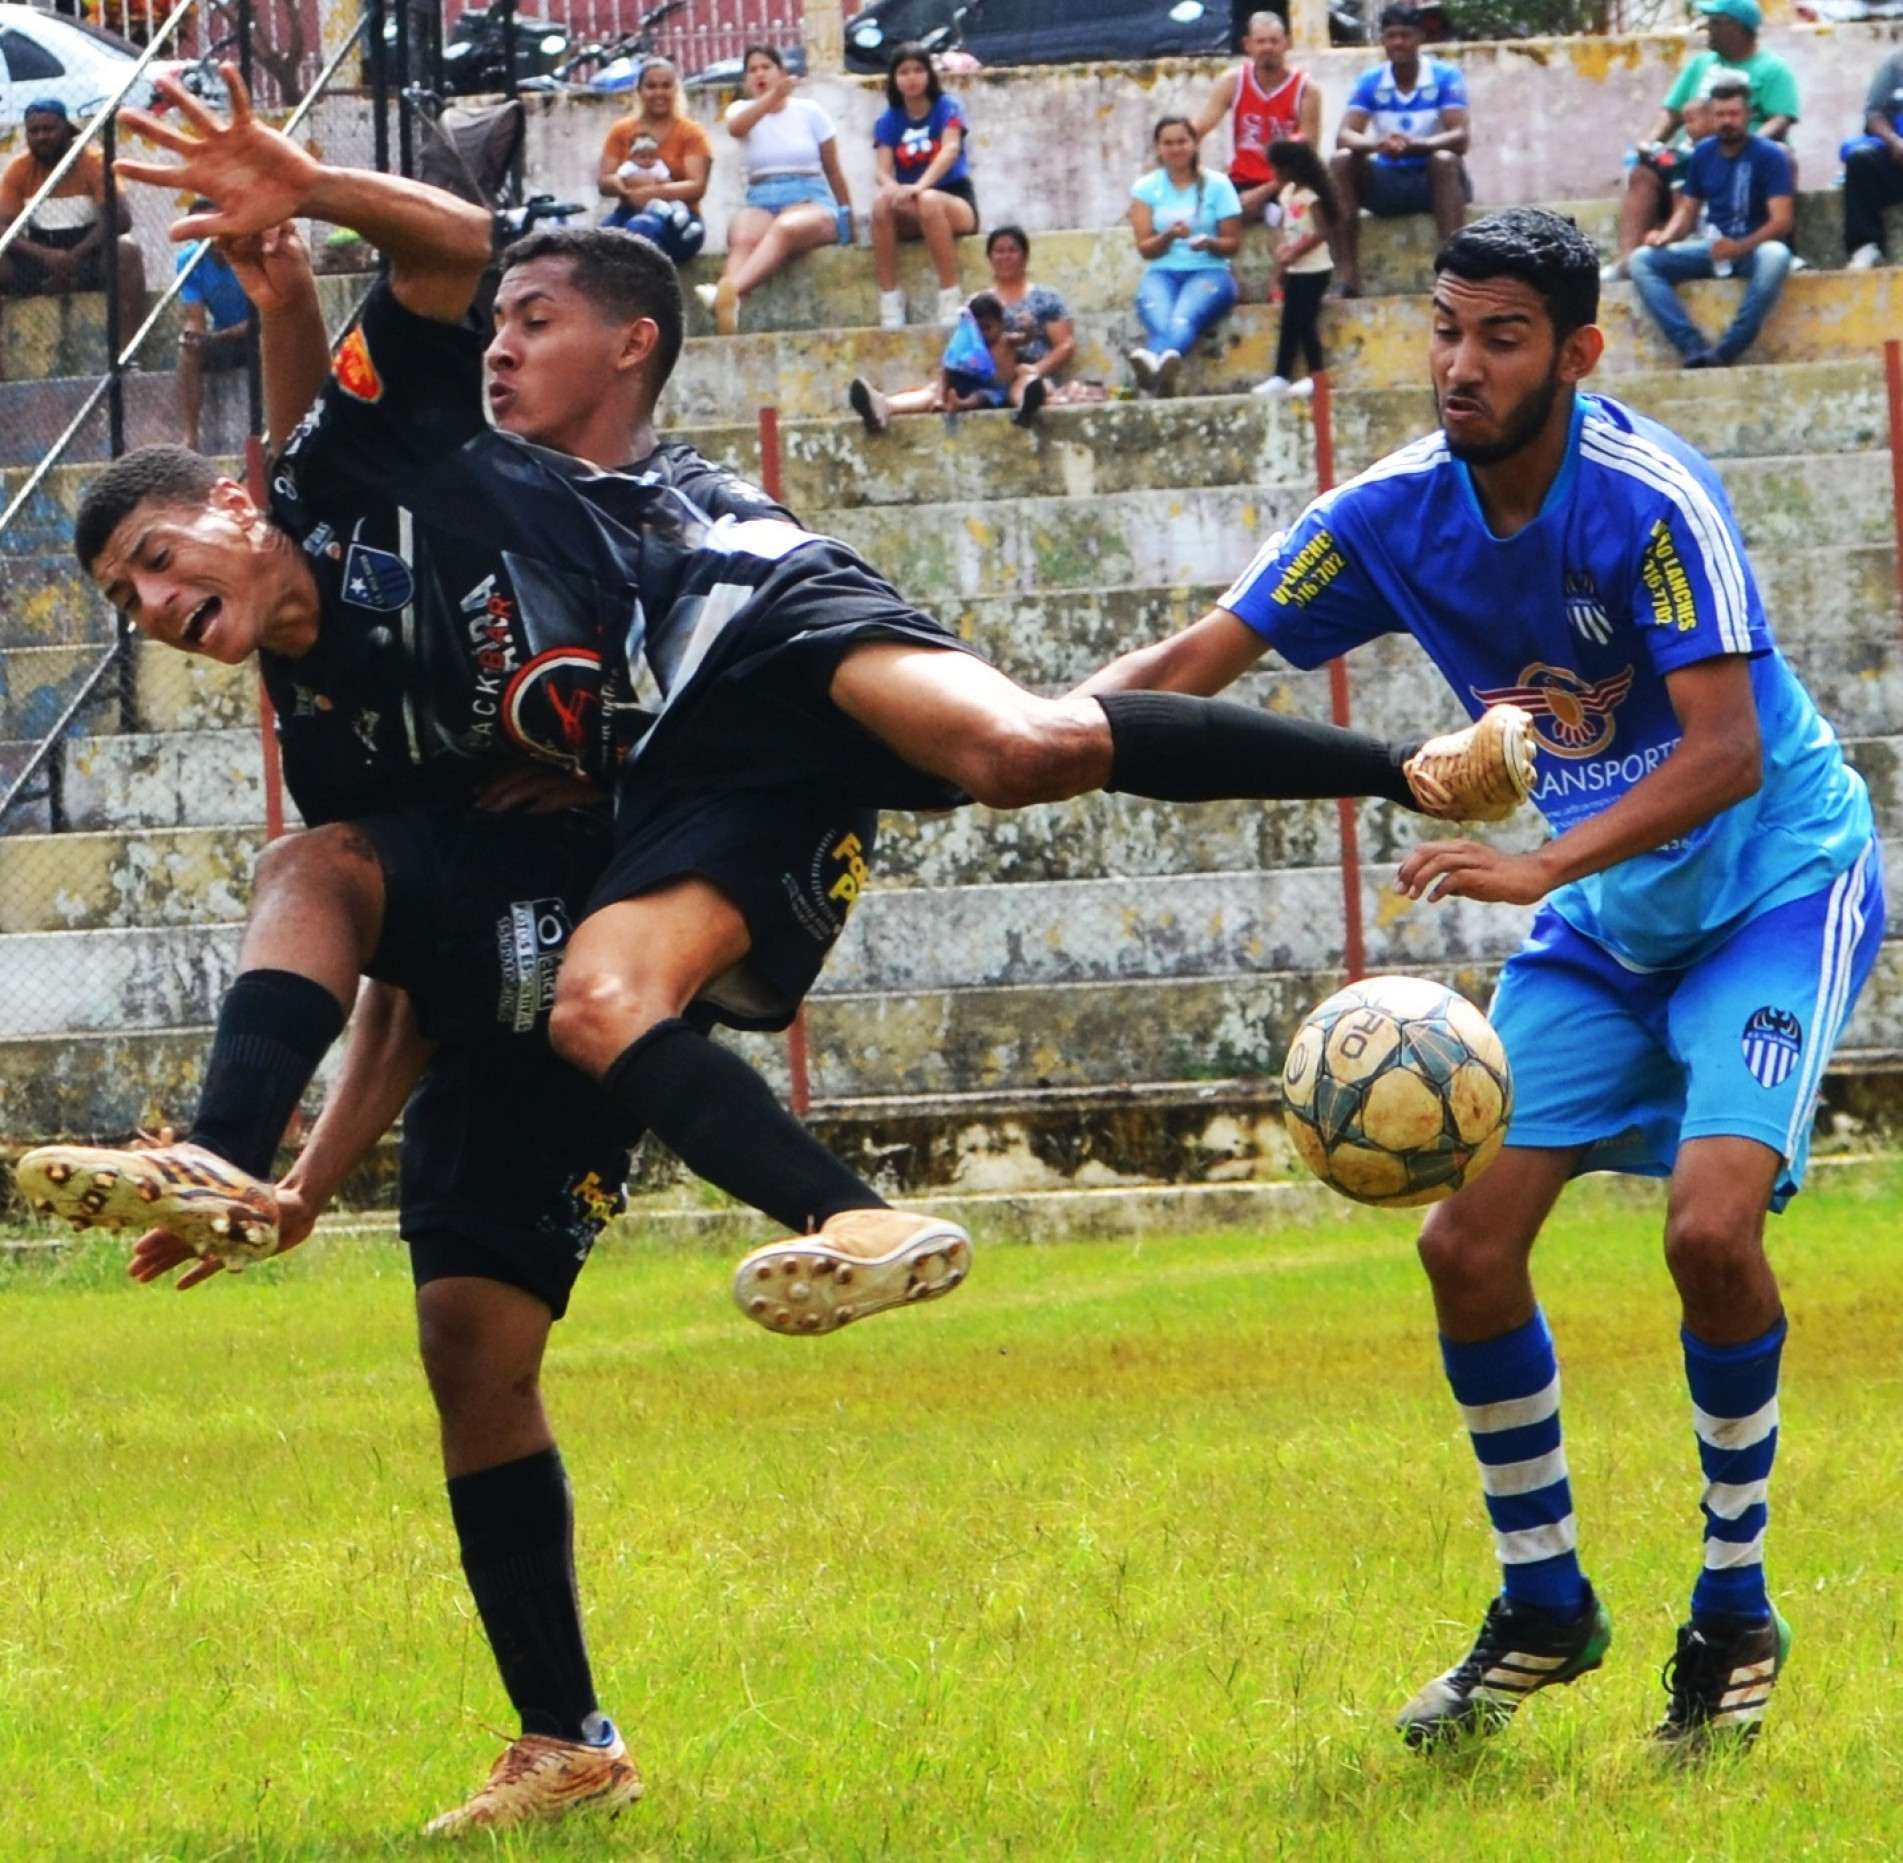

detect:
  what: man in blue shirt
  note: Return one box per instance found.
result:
[1627,77,1794,367]
[1080,206,1881,1753]
[175,200,255,449]
[1329,2,1471,296]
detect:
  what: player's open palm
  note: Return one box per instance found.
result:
[117,64,318,241]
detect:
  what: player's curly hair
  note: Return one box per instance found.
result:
[499,225,685,387]
[1434,208,1600,341]
[74,445,222,573]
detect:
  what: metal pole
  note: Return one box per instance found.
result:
[394,0,414,178]
[1313,371,1367,985]
[238,0,263,439]
[502,0,519,99]
[101,112,125,460]
[370,0,390,174]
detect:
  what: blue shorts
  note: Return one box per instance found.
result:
[1362,158,1472,217]
[944,366,1007,408]
[746,173,835,215]
[1492,838,1884,1209]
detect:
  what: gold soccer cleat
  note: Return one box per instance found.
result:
[1403,704,1538,824]
[423,1728,643,1838]
[14,1139,280,1266]
[733,1208,972,1336]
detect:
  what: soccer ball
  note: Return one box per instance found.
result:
[1280,975,1512,1207]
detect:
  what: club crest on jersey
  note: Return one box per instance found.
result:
[1472,663,1634,760]
[503,648,603,772]
[1741,1006,1802,1089]
[1563,571,1613,645]
[334,326,383,403]
[341,541,414,612]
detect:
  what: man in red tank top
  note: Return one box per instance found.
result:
[1191,11,1323,217]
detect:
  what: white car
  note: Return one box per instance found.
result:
[0,4,197,130]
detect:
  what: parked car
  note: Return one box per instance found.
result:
[0,3,195,129]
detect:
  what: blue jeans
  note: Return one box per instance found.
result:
[1135,266,1237,355]
[603,199,706,264]
[1627,238,1792,363]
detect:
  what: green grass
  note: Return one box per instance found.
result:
[3,1164,1903,1860]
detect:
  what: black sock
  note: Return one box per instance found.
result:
[446,1448,601,1744]
[604,1019,886,1233]
[1097,691,1421,810]
[187,969,347,1177]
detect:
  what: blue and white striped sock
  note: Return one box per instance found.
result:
[1441,1309,1587,1620]
[1684,1316,1785,1623]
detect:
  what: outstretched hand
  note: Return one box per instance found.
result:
[1397,838,1554,906]
[125,1182,321,1291]
[117,64,319,241]
[215,220,313,316]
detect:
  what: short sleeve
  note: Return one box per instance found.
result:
[1622,483,1763,676]
[1130,170,1158,208]
[601,118,634,169]
[872,105,900,149]
[1664,52,1706,113]
[1347,67,1379,112]
[1030,284,1069,323]
[1435,61,1469,108]
[802,97,838,144]
[1218,498,1401,668]
[1207,173,1244,218]
[1759,140,1793,195]
[175,243,206,303]
[1754,55,1800,122]
[1679,143,1712,201]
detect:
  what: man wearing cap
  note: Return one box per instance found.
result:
[1604,0,1797,282]
[1329,3,1470,298]
[1628,75,1794,368]
[0,98,148,328]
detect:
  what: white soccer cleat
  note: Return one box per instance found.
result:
[733,1208,972,1336]
[15,1138,280,1265]
[1403,704,1538,824]
[423,1726,642,1837]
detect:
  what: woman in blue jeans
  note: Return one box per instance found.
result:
[1126,115,1243,396]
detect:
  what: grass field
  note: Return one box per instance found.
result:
[3,1164,1903,1861]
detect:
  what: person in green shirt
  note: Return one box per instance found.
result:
[1604,0,1798,279]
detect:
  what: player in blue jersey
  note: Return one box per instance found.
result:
[1080,206,1883,1752]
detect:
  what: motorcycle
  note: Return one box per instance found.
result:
[434,0,573,97]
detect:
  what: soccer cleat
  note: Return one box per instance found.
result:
[1651,1609,1791,1753]
[733,1208,972,1336]
[14,1138,279,1266]
[1403,703,1537,823]
[1396,1586,1613,1748]
[423,1725,642,1837]
[849,375,891,435]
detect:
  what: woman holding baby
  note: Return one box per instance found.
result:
[597,59,713,263]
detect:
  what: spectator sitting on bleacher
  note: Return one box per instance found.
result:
[848,289,1047,432]
[1127,115,1243,397]
[984,225,1102,403]
[1628,76,1793,369]
[0,98,147,336]
[1328,5,1470,299]
[1604,0,1796,282]
[1843,45,1903,270]
[1188,12,1322,229]
[872,44,980,329]
[175,203,253,452]
[696,45,852,336]
[597,58,713,266]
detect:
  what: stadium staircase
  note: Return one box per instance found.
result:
[1,194,1899,1205]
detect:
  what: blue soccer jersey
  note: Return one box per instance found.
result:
[1221,392,1874,972]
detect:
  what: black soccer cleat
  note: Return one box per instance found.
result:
[1651,1608,1791,1754]
[1396,1585,1613,1749]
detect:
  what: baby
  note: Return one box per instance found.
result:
[616,132,671,189]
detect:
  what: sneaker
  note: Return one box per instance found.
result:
[692,280,719,316]
[423,1724,643,1837]
[712,276,739,337]
[1012,374,1047,427]
[848,375,890,435]
[1127,347,1160,393]
[733,1209,972,1336]
[1396,1586,1613,1749]
[1847,242,1883,272]
[15,1138,279,1265]
[1401,703,1537,823]
[1286,377,1315,400]
[878,287,906,330]
[1651,1609,1791,1753]
[936,284,964,323]
[1253,374,1293,399]
[1153,348,1183,397]
[1599,256,1628,282]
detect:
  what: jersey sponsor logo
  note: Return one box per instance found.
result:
[495,895,573,1033]
[1563,570,1613,646]
[1638,518,1700,632]
[502,648,603,771]
[1740,1005,1802,1089]
[1473,663,1635,759]
[341,540,415,612]
[333,325,383,403]
[1268,527,1348,608]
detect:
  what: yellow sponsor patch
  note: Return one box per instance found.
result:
[1639,518,1699,632]
[1269,528,1348,609]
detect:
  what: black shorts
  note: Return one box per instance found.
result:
[3,223,106,294]
[354,804,635,1318]
[586,787,880,1032]
[932,175,979,225]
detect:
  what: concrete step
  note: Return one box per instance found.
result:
[0,554,113,648]
[669,193,1903,338]
[0,824,261,934]
[0,370,258,471]
[54,727,265,830]
[0,640,252,741]
[659,271,1903,424]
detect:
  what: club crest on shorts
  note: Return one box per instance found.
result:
[341,540,414,612]
[1741,1006,1802,1089]
[496,896,572,1033]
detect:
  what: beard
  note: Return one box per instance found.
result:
[1439,360,1563,467]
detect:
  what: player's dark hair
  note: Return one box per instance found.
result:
[1378,2,1422,29]
[885,41,943,110]
[1705,75,1749,102]
[985,223,1030,259]
[1266,137,1339,230]
[500,224,685,386]
[966,289,1004,323]
[1434,207,1600,341]
[74,445,222,573]
[741,42,784,69]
